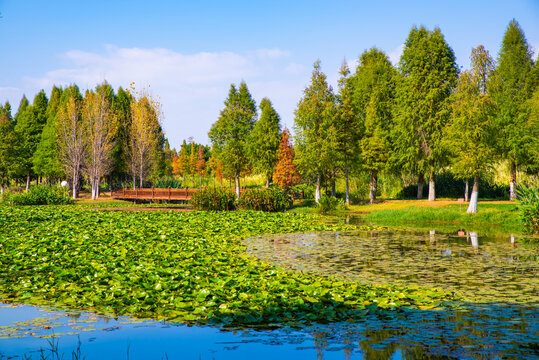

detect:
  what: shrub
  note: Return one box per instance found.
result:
[190,187,236,211]
[516,181,539,232]
[154,177,183,189]
[317,195,346,214]
[237,187,292,212]
[291,184,314,200]
[3,185,74,206]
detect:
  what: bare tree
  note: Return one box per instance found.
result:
[82,87,117,200]
[126,87,161,188]
[57,95,85,199]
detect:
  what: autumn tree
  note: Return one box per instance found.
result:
[248,97,281,187]
[82,82,117,200]
[209,81,257,198]
[445,46,496,213]
[197,145,206,187]
[393,26,459,201]
[273,128,299,189]
[353,48,396,204]
[57,87,85,199]
[294,61,337,203]
[490,19,536,199]
[126,86,162,188]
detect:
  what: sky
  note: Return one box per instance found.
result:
[0,0,538,149]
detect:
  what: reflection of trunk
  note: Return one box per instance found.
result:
[428,170,435,201]
[429,229,435,243]
[315,173,321,204]
[509,161,517,200]
[235,171,240,199]
[470,232,478,249]
[464,179,469,202]
[344,155,350,205]
[510,234,515,247]
[417,173,424,199]
[467,175,479,213]
[369,170,378,205]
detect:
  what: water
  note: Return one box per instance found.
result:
[1,229,538,359]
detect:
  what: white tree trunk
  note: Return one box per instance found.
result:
[235,171,241,199]
[26,173,30,192]
[428,170,435,201]
[315,174,321,204]
[509,161,517,201]
[344,156,350,206]
[369,170,378,205]
[464,179,469,202]
[467,175,479,213]
[417,173,424,200]
[1,183,5,196]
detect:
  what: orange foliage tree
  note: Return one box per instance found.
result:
[273,128,299,188]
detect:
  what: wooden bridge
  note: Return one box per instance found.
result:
[111,187,200,201]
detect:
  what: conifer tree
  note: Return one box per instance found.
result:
[0,102,19,195]
[189,141,197,186]
[294,61,337,203]
[112,86,132,187]
[445,45,496,213]
[248,97,281,187]
[209,81,257,198]
[178,139,190,182]
[273,128,299,189]
[490,19,536,199]
[393,26,458,201]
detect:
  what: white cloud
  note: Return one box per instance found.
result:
[388,43,404,65]
[24,45,303,148]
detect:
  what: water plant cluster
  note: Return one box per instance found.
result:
[0,207,454,326]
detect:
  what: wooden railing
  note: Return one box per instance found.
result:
[111,187,199,201]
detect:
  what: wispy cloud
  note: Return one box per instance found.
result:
[388,43,404,65]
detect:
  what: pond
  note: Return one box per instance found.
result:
[1,229,538,359]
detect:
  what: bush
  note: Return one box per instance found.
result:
[190,187,236,211]
[237,187,292,212]
[3,185,74,206]
[291,184,314,200]
[153,177,183,189]
[516,182,539,232]
[317,195,346,214]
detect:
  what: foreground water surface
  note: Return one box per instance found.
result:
[1,229,538,359]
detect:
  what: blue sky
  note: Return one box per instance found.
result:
[1,0,538,149]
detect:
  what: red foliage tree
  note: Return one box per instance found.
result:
[273,128,299,188]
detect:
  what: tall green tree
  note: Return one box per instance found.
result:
[490,19,536,199]
[111,86,132,188]
[248,97,281,187]
[209,81,257,198]
[445,45,496,213]
[15,90,49,190]
[294,61,338,203]
[189,141,197,186]
[0,102,19,195]
[393,26,459,201]
[336,60,361,205]
[33,86,64,182]
[353,49,396,204]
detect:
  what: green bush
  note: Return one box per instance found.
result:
[237,187,292,212]
[3,185,74,206]
[317,195,346,214]
[516,182,539,232]
[153,177,183,189]
[190,187,236,211]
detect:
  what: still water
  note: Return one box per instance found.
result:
[1,229,538,359]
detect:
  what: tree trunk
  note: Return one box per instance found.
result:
[464,179,469,202]
[417,173,424,200]
[344,155,350,206]
[265,175,270,188]
[510,161,517,201]
[133,173,136,190]
[72,168,78,199]
[1,183,5,196]
[235,171,241,199]
[315,173,321,204]
[467,175,479,213]
[139,166,143,189]
[428,170,435,201]
[26,173,30,192]
[331,179,336,198]
[369,170,378,205]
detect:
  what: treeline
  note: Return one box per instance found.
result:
[208,20,538,213]
[0,83,175,199]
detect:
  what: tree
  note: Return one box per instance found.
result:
[353,49,396,204]
[248,97,281,187]
[82,82,117,200]
[490,19,536,199]
[209,81,257,198]
[14,90,48,190]
[0,102,19,195]
[34,86,64,183]
[177,139,190,181]
[111,86,132,188]
[197,145,206,188]
[189,141,197,186]
[445,46,496,213]
[57,87,85,199]
[393,26,459,201]
[294,61,337,203]
[126,86,162,188]
[273,128,300,189]
[336,60,362,205]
